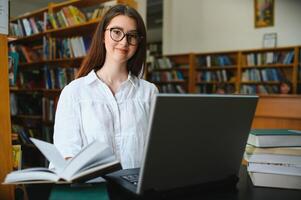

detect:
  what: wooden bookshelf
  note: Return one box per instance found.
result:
[194,50,238,94]
[148,53,192,93]
[239,46,296,94]
[10,87,61,94]
[47,19,101,37]
[12,115,43,120]
[49,0,120,12]
[241,64,294,69]
[147,46,301,94]
[7,0,138,175]
[18,57,84,68]
[295,46,301,93]
[10,32,45,44]
[0,34,14,200]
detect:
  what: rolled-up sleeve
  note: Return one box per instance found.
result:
[53,85,82,158]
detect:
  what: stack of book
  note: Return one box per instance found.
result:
[245,129,301,190]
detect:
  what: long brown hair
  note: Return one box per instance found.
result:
[76,4,147,78]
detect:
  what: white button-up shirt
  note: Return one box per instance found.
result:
[53,70,158,169]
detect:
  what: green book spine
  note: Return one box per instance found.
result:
[250,129,301,136]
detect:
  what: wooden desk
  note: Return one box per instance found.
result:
[252,95,301,130]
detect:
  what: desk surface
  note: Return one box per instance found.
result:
[107,166,301,200]
[29,166,301,200]
[235,166,300,200]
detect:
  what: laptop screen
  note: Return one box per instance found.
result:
[137,94,258,194]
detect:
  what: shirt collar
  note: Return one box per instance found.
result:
[84,70,99,85]
[127,71,137,88]
[84,70,137,87]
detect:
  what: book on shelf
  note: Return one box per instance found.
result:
[12,145,22,170]
[197,55,234,68]
[245,51,295,66]
[8,51,19,86]
[43,36,91,60]
[11,124,34,145]
[41,4,113,31]
[247,129,301,147]
[22,18,33,36]
[10,17,44,37]
[17,130,34,145]
[42,95,59,123]
[154,57,172,69]
[4,138,121,184]
[89,6,111,20]
[175,85,185,93]
[240,85,279,95]
[48,12,59,29]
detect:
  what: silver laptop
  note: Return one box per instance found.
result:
[105,94,258,196]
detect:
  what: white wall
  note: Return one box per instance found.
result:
[10,0,147,19]
[10,0,64,18]
[163,0,301,54]
[136,0,147,23]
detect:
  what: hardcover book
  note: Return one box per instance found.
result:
[245,144,301,156]
[247,129,301,147]
[249,171,301,190]
[4,138,121,184]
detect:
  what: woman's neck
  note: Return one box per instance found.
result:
[99,59,128,83]
[96,59,129,96]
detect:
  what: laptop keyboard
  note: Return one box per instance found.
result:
[121,174,139,185]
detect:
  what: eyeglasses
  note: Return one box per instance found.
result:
[106,28,142,46]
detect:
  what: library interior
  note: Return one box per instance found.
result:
[0,0,301,199]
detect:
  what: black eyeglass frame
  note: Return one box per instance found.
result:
[105,28,143,46]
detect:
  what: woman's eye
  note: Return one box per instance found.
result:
[112,29,122,36]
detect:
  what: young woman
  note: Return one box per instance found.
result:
[53,5,158,169]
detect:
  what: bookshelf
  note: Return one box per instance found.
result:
[147,46,301,95]
[239,46,296,95]
[8,0,137,169]
[148,53,194,93]
[194,51,238,94]
[145,41,162,80]
[297,46,301,93]
[0,34,14,200]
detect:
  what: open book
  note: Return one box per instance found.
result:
[3,138,121,184]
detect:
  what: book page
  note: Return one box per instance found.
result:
[78,154,116,172]
[30,138,67,173]
[60,140,115,180]
[4,167,59,184]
